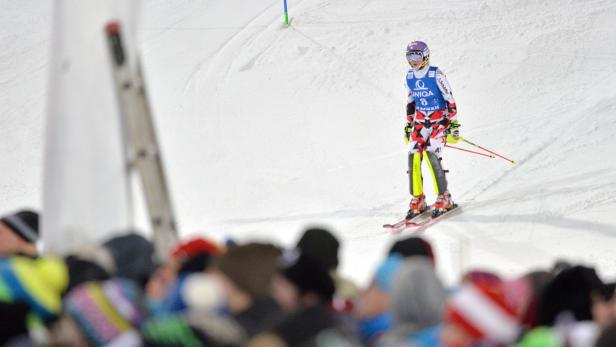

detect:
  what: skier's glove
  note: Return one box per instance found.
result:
[446,120,461,144]
[404,122,413,144]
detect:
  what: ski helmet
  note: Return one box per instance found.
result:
[406,41,430,70]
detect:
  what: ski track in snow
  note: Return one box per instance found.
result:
[181,0,281,93]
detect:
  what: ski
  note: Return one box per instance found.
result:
[407,204,461,232]
[383,205,435,234]
[383,204,461,234]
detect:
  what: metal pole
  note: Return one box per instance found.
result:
[105,21,178,260]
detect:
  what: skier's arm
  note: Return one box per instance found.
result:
[406,100,416,123]
[405,82,415,143]
[436,69,458,122]
[406,79,416,122]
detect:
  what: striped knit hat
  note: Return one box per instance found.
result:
[444,281,521,344]
[64,278,149,347]
[0,210,39,243]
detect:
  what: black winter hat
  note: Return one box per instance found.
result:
[296,227,340,270]
[102,233,157,287]
[64,255,111,295]
[538,265,610,326]
[388,236,435,264]
[280,250,336,303]
[0,209,39,243]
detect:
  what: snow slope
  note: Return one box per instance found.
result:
[2,0,616,285]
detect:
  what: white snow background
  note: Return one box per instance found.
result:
[1,0,616,286]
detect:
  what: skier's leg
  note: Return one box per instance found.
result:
[425,117,454,213]
[423,115,448,194]
[423,150,447,195]
[406,150,427,218]
[407,116,428,196]
[406,115,430,218]
[408,151,423,196]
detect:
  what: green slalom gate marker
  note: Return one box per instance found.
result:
[283,0,289,27]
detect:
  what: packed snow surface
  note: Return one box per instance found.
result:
[2,0,616,285]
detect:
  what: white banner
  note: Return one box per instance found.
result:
[43,0,142,254]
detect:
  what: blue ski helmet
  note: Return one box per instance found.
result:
[406,41,430,70]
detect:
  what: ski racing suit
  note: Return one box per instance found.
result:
[406,65,458,197]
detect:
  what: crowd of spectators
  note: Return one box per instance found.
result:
[1,208,615,347]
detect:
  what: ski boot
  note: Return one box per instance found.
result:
[406,194,427,220]
[433,191,455,217]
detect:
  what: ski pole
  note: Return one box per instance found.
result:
[460,137,516,164]
[445,144,495,158]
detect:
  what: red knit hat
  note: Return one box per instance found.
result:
[170,238,220,261]
[444,282,520,344]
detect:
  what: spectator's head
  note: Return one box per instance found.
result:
[390,257,446,329]
[0,209,39,257]
[442,280,521,347]
[214,242,281,313]
[53,278,149,347]
[170,237,221,273]
[146,237,221,302]
[355,236,435,322]
[538,265,611,326]
[67,232,157,292]
[102,233,157,287]
[517,270,554,329]
[63,255,111,295]
[272,249,335,312]
[355,250,435,321]
[354,253,404,322]
[354,254,405,343]
[388,236,435,265]
[296,227,340,271]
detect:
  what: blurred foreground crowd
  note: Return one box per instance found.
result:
[1,208,615,347]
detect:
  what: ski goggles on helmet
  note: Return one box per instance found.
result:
[406,51,424,62]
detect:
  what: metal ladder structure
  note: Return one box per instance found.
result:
[105,21,178,259]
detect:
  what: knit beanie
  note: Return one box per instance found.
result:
[64,278,149,347]
[296,227,340,270]
[0,210,39,243]
[538,265,609,326]
[102,233,157,287]
[171,237,220,261]
[388,236,435,265]
[444,281,520,344]
[390,257,446,327]
[279,250,335,303]
[170,238,221,273]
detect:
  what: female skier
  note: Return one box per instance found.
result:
[404,41,460,219]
